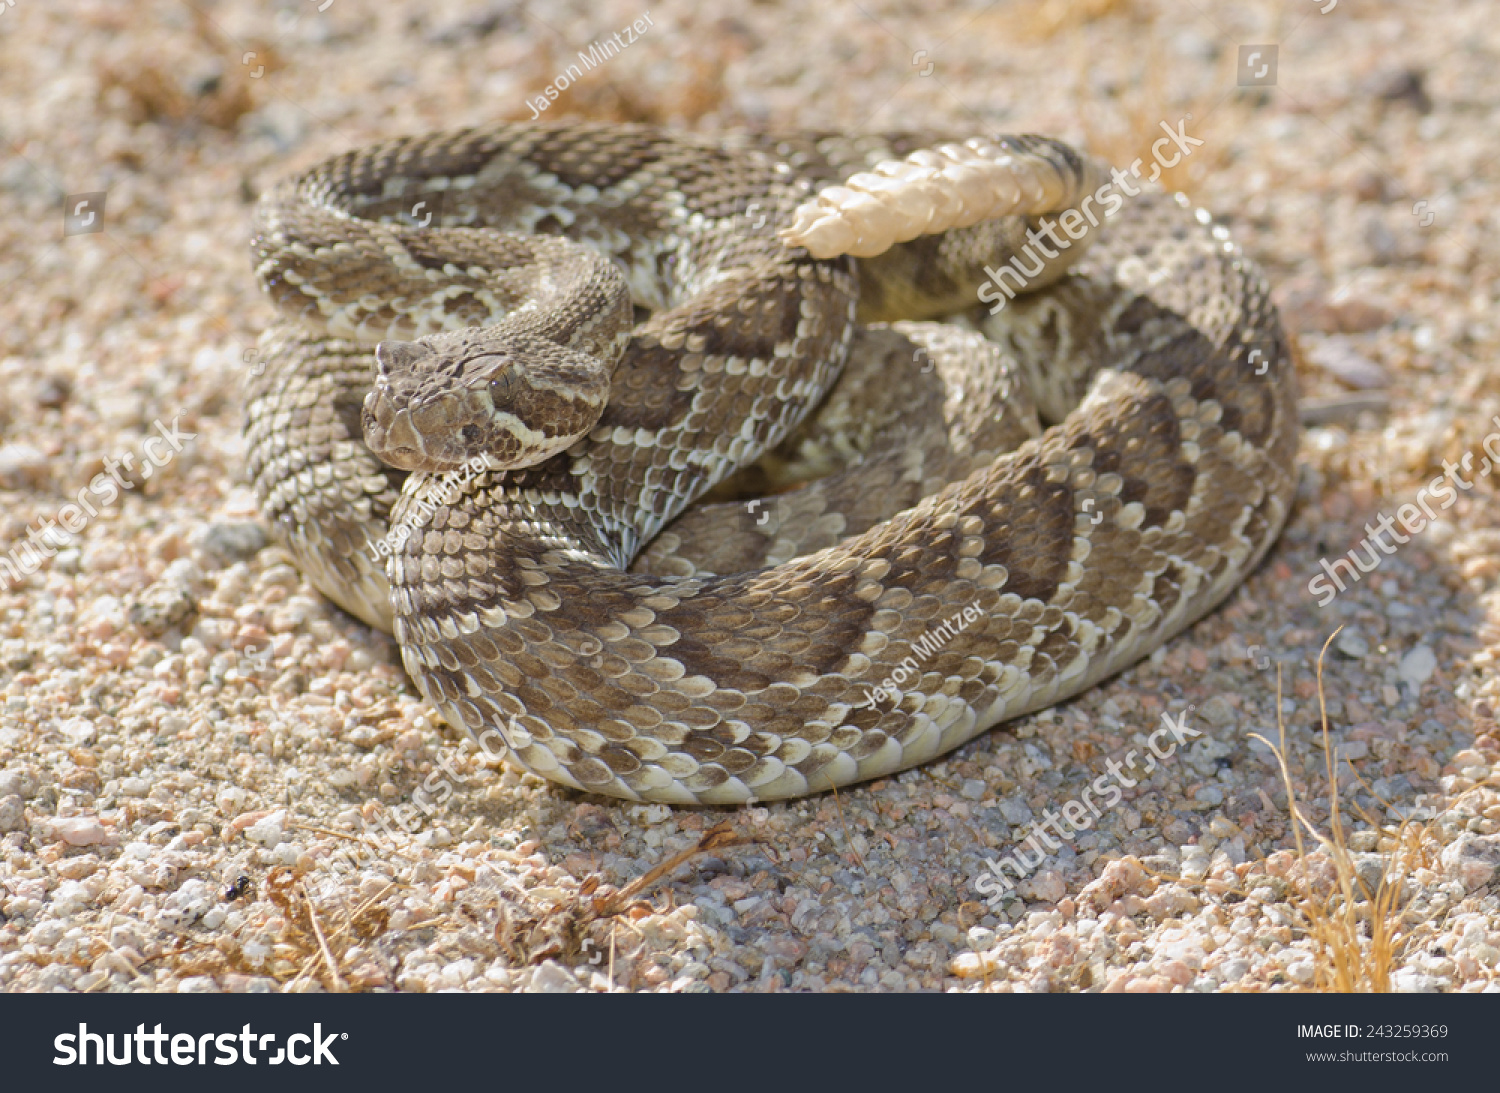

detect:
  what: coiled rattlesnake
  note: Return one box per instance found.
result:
[246,123,1297,804]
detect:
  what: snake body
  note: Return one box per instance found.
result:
[246,122,1297,805]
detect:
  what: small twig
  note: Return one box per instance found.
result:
[829,784,867,871]
[298,882,345,993]
[592,821,749,916]
[288,822,370,841]
[1298,392,1390,426]
[321,882,398,947]
[607,920,616,993]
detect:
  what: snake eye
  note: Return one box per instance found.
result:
[488,371,516,405]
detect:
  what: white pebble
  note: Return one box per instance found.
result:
[58,718,96,744]
[528,960,582,993]
[51,880,93,915]
[0,796,25,833]
[1285,958,1315,984]
[1398,645,1437,686]
[441,958,476,988]
[242,941,271,965]
[245,811,286,847]
[52,816,106,846]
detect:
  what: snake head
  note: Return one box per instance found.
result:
[362,333,612,473]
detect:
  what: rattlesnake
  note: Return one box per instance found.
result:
[245,122,1297,805]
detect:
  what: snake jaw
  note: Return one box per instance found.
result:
[362,389,448,472]
[363,357,493,472]
[363,347,598,473]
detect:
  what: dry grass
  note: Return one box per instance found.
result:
[153,866,397,992]
[94,7,270,131]
[1023,0,1141,40]
[969,0,1249,196]
[1252,629,1444,992]
[491,820,752,974]
[152,820,756,992]
[1133,626,1469,994]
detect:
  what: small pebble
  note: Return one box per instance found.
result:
[245,812,286,847]
[1398,645,1437,686]
[1307,336,1389,389]
[0,795,24,833]
[198,521,268,562]
[1336,630,1369,659]
[51,816,107,846]
[529,961,582,993]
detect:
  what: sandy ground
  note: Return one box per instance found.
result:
[1,0,1499,993]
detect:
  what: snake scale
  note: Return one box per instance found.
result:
[245,122,1298,805]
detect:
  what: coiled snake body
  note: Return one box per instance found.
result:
[246,123,1297,804]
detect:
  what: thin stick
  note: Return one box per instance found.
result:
[829,783,867,871]
[594,822,748,915]
[607,920,616,994]
[299,882,345,993]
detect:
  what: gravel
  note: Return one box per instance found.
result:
[1,0,1498,994]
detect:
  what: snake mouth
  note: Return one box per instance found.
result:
[361,388,475,473]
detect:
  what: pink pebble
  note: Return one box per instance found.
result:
[53,816,107,846]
